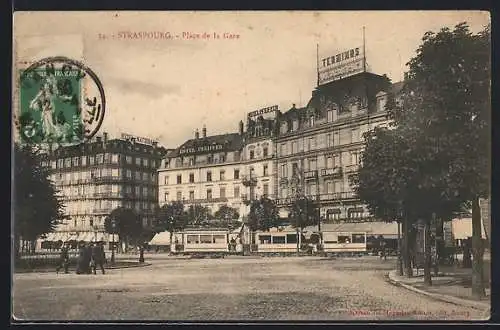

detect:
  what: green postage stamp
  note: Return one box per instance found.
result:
[17,57,106,146]
[18,65,84,144]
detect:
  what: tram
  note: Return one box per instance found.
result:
[253,230,305,255]
[321,231,367,256]
[166,227,243,256]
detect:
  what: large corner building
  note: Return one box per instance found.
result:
[38,133,168,250]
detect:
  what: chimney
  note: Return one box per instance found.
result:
[152,141,158,148]
[96,136,102,143]
[292,103,296,109]
[195,129,199,139]
[202,125,207,138]
[131,137,136,145]
[103,132,108,143]
[239,120,244,135]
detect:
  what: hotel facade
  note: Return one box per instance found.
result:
[38,133,168,249]
[274,72,403,222]
[158,112,277,220]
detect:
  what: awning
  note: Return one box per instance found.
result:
[149,232,172,245]
[41,232,57,241]
[66,233,79,241]
[451,218,486,240]
[109,233,119,242]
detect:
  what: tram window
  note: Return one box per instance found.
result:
[272,236,286,244]
[213,235,226,244]
[338,235,350,243]
[187,235,199,244]
[286,234,298,244]
[352,234,366,243]
[200,235,213,244]
[259,235,271,244]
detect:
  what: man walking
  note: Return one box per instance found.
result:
[56,243,69,274]
[91,242,106,274]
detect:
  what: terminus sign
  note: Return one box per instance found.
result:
[179,144,224,155]
[321,47,361,67]
[318,46,365,85]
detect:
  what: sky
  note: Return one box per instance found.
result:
[13,11,490,148]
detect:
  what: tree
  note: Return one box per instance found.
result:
[213,204,241,228]
[388,22,490,296]
[350,127,415,276]
[214,204,240,221]
[185,204,213,227]
[246,196,280,245]
[156,201,188,245]
[104,207,143,251]
[14,143,65,256]
[288,195,318,255]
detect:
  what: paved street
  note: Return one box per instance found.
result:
[12,256,488,321]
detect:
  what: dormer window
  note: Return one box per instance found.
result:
[376,91,388,112]
[280,122,288,134]
[292,120,299,131]
[309,116,315,127]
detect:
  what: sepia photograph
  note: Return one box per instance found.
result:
[12,11,491,321]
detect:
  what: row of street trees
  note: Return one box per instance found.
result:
[350,22,490,298]
[14,143,66,257]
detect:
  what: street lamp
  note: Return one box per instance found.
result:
[111,217,117,264]
[397,205,404,276]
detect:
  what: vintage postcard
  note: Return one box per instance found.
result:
[12,11,491,322]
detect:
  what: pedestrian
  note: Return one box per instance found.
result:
[91,242,106,274]
[56,243,69,274]
[76,243,86,274]
[84,243,93,274]
[378,236,387,260]
[139,244,145,263]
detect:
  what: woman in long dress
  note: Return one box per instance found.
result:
[29,74,72,141]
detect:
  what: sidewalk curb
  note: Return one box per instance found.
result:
[386,270,490,311]
[106,262,152,270]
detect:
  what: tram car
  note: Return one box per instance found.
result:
[253,228,307,255]
[170,227,243,256]
[321,231,367,256]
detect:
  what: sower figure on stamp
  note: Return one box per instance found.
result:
[91,242,106,274]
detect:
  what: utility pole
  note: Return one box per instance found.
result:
[397,202,404,276]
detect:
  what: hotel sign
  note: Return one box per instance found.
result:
[320,167,342,177]
[248,105,278,118]
[121,133,157,146]
[304,170,318,179]
[318,46,365,85]
[179,144,224,155]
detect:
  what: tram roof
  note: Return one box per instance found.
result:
[304,222,400,237]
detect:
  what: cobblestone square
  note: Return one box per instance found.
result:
[12,257,489,321]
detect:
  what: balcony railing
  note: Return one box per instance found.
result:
[93,192,124,199]
[303,170,318,180]
[92,176,123,183]
[275,191,357,206]
[182,197,229,204]
[319,191,357,201]
[92,208,113,214]
[344,164,360,173]
[241,175,258,187]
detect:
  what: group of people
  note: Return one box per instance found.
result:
[56,241,107,275]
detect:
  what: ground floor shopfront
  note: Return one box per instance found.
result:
[35,231,119,251]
